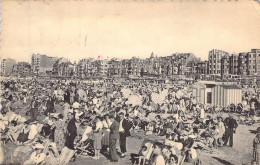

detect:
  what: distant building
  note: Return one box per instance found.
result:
[14,62,31,77]
[238,52,248,76]
[77,59,87,78]
[138,59,150,78]
[108,58,122,77]
[229,54,239,75]
[60,62,75,78]
[149,54,161,77]
[208,49,229,75]
[186,62,198,76]
[96,58,108,77]
[197,61,209,74]
[247,49,260,76]
[1,58,16,76]
[77,58,97,78]
[31,54,58,75]
[52,58,69,77]
[121,59,131,78]
[176,53,198,75]
[221,54,230,79]
[12,64,18,76]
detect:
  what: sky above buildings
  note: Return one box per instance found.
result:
[1,0,260,62]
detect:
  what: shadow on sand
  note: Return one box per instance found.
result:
[212,156,234,165]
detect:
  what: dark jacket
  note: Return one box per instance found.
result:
[64,92,70,104]
[120,119,132,137]
[224,118,238,129]
[46,98,54,110]
[66,118,77,150]
[67,118,77,138]
[110,120,120,140]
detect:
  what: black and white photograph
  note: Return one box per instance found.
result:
[0,0,260,164]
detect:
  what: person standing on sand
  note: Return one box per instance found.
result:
[117,112,132,158]
[51,114,66,153]
[102,115,111,154]
[45,95,55,115]
[92,116,103,160]
[109,115,119,162]
[30,95,41,122]
[223,114,238,147]
[252,127,260,165]
[65,112,77,150]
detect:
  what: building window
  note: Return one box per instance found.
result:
[207,92,212,104]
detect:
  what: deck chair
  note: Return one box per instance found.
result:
[39,141,77,165]
[76,139,94,157]
[58,146,77,164]
[178,148,202,165]
[164,139,184,164]
[133,138,154,165]
[1,142,15,164]
[178,155,186,165]
[194,141,219,154]
[75,125,94,157]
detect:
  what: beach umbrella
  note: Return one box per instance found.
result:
[161,89,168,95]
[246,88,256,94]
[176,90,185,99]
[121,88,132,98]
[126,94,142,106]
[151,92,166,104]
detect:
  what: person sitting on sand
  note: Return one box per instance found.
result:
[24,143,46,165]
[204,120,216,148]
[166,154,178,165]
[6,120,21,142]
[155,115,162,135]
[16,123,30,145]
[145,122,154,135]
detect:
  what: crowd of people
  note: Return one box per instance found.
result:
[0,78,259,165]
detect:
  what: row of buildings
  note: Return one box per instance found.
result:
[63,52,200,79]
[209,49,260,85]
[1,54,58,77]
[209,49,260,77]
[1,59,31,77]
[1,49,260,84]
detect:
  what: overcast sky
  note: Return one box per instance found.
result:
[1,0,260,62]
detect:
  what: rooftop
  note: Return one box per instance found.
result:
[219,84,241,89]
